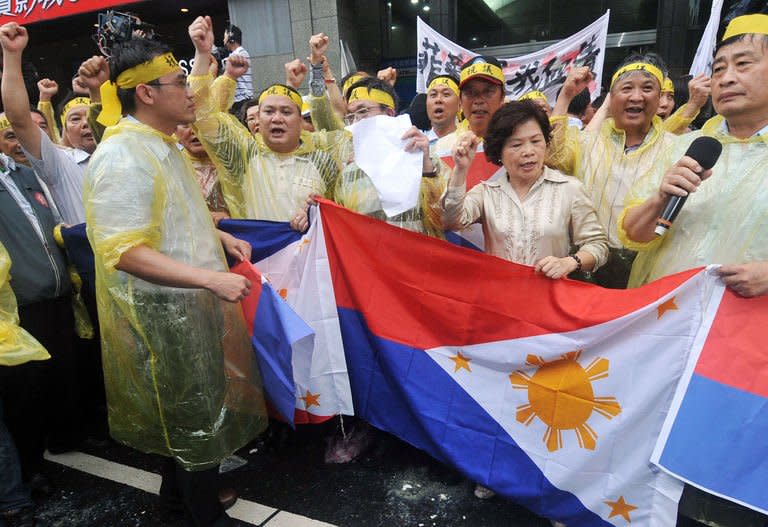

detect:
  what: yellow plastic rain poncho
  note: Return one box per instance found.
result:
[190,74,350,221]
[83,118,267,470]
[309,95,446,237]
[619,115,768,287]
[37,100,62,144]
[0,242,50,367]
[662,103,700,135]
[547,115,677,248]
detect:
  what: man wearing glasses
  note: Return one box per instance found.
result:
[81,26,268,526]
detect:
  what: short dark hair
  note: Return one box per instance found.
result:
[611,52,668,90]
[484,101,552,166]
[591,92,607,109]
[30,107,47,122]
[238,98,259,126]
[225,23,242,45]
[565,87,591,117]
[108,38,171,116]
[340,70,371,99]
[348,76,399,113]
[714,32,768,56]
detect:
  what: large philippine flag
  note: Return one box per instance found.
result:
[653,288,768,515]
[313,199,727,526]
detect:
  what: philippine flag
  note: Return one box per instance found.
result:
[653,287,768,515]
[219,217,354,424]
[313,199,727,526]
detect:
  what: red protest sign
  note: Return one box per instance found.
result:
[0,0,142,26]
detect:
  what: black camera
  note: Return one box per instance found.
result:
[93,10,156,56]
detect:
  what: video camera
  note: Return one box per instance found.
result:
[93,10,157,56]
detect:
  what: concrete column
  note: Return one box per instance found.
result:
[228,0,344,93]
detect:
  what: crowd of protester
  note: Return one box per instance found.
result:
[1,8,768,527]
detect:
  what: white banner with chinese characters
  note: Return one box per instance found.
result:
[416,11,610,103]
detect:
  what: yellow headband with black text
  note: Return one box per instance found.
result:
[348,86,395,110]
[258,84,303,109]
[723,13,768,41]
[459,62,504,87]
[343,73,367,98]
[98,52,182,127]
[662,78,674,94]
[427,76,459,96]
[0,114,11,132]
[519,90,547,102]
[611,62,663,88]
[60,97,91,127]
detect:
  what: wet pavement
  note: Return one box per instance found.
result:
[30,421,555,527]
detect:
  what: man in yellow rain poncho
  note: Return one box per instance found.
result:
[188,18,349,231]
[86,29,267,526]
[547,54,677,288]
[620,14,768,526]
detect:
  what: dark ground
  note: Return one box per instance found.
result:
[30,421,555,527]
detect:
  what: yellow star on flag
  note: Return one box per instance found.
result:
[300,390,320,409]
[657,296,678,319]
[449,351,471,373]
[604,496,638,522]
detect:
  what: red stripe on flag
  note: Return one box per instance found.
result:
[318,199,702,349]
[440,151,500,190]
[695,289,768,398]
[231,261,264,336]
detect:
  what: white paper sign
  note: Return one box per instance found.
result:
[347,114,423,217]
[416,11,610,103]
[689,0,724,77]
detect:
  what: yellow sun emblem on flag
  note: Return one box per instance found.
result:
[509,351,622,452]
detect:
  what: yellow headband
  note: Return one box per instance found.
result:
[98,52,182,127]
[348,86,395,110]
[519,90,547,102]
[459,62,504,87]
[723,13,768,41]
[60,97,91,127]
[611,62,663,88]
[662,78,674,94]
[343,73,366,97]
[258,84,303,109]
[427,76,459,96]
[0,115,11,132]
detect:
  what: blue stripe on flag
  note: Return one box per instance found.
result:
[337,307,611,527]
[659,374,768,512]
[219,219,302,264]
[444,231,482,251]
[251,283,313,426]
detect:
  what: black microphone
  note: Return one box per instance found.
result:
[654,136,722,236]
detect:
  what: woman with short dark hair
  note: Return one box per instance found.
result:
[443,101,608,280]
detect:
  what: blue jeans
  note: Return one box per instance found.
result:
[0,400,33,513]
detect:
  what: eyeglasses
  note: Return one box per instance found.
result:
[344,105,382,125]
[146,78,189,89]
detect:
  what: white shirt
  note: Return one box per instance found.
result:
[230,46,253,102]
[22,129,89,224]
